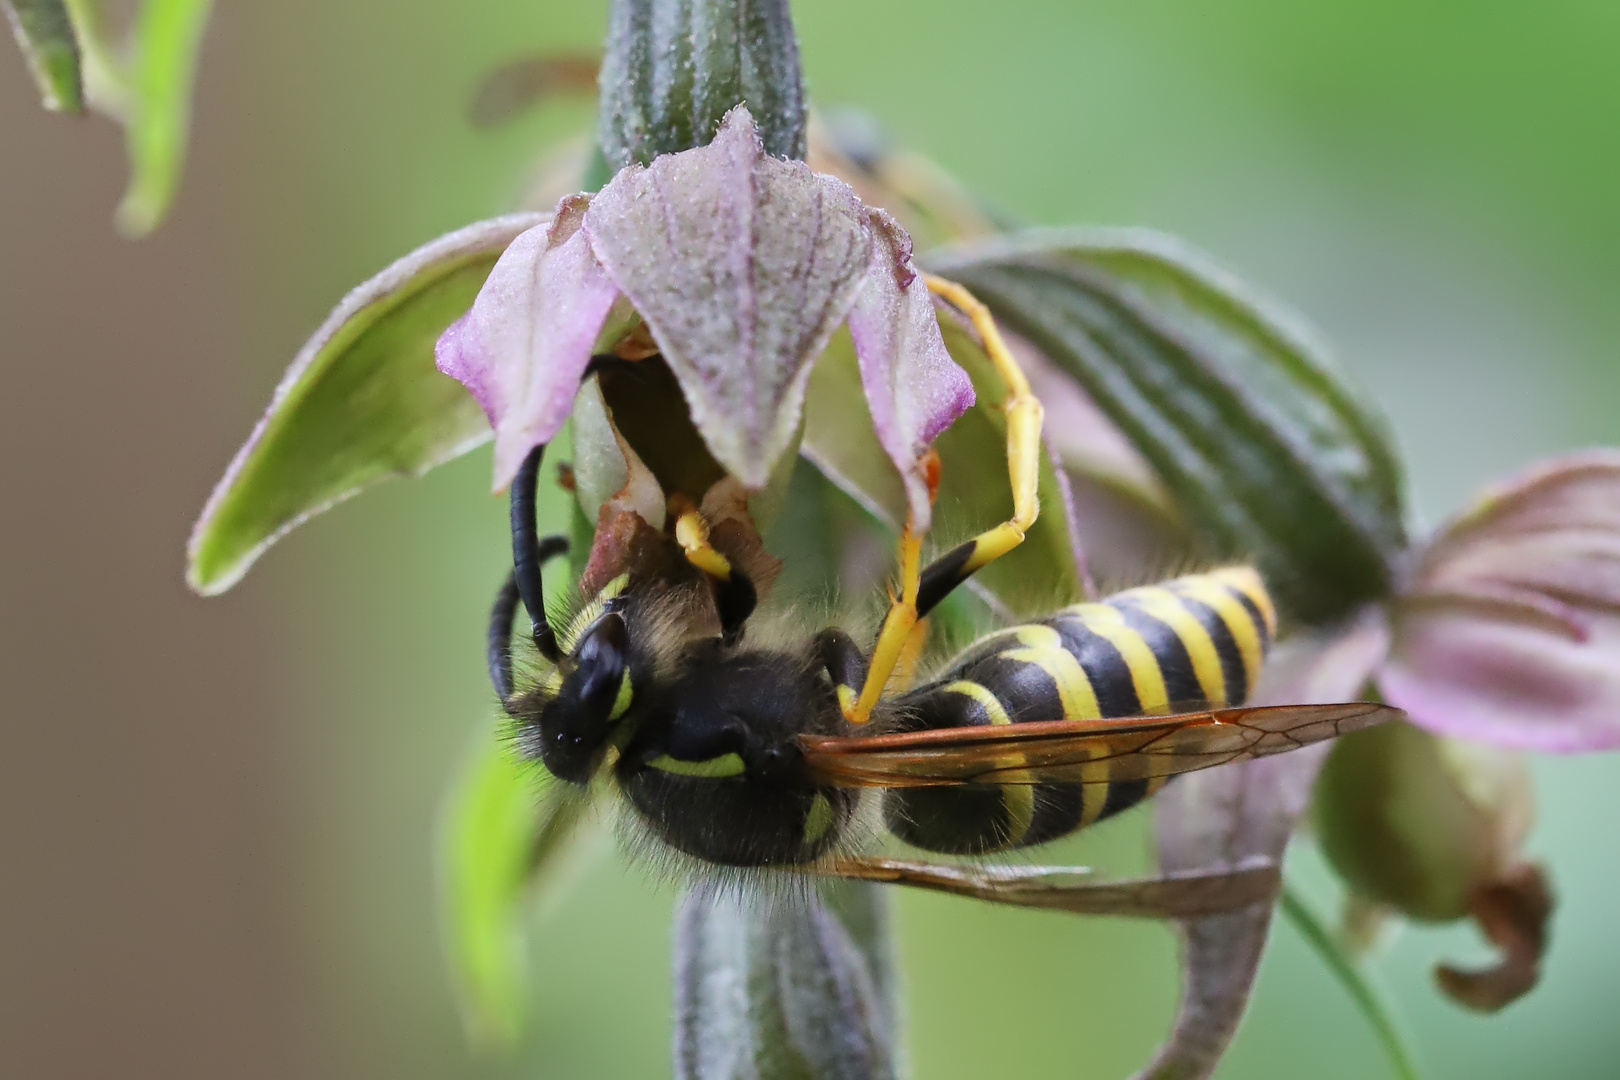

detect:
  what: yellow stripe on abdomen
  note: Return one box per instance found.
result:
[1062,603,1170,713]
[1118,586,1228,705]
[1168,574,1268,695]
[941,680,1034,845]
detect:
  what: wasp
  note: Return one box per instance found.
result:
[485,276,1395,912]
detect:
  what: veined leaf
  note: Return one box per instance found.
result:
[188,214,543,594]
[437,725,595,1047]
[3,0,82,111]
[802,320,1088,620]
[927,228,1406,625]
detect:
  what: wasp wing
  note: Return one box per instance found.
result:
[812,856,1280,919]
[798,702,1398,788]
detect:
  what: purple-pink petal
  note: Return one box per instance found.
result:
[845,210,975,532]
[581,107,873,488]
[1383,451,1620,751]
[434,196,620,492]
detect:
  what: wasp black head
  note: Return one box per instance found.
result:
[615,642,857,868]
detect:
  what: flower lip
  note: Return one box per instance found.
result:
[435,106,972,530]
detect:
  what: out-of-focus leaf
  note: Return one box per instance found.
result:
[114,0,213,236]
[673,883,894,1080]
[4,0,82,111]
[927,228,1407,625]
[1135,627,1381,1080]
[802,318,1087,619]
[469,52,598,128]
[806,109,998,252]
[1280,885,1426,1080]
[437,725,595,1047]
[188,214,543,594]
[1382,451,1620,751]
[598,0,804,170]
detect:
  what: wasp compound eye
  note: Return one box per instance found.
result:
[536,612,634,784]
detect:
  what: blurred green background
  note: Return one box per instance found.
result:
[5,1,1620,1078]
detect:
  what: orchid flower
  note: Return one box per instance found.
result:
[435,106,973,556]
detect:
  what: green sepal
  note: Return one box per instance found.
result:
[3,0,83,112]
[437,724,595,1048]
[188,214,543,594]
[802,326,1089,619]
[927,228,1406,625]
[597,0,805,169]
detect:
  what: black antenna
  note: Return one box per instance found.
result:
[511,443,568,662]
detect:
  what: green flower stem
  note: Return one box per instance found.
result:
[1280,882,1425,1080]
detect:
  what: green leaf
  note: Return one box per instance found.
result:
[437,724,594,1048]
[673,882,895,1080]
[114,0,213,235]
[3,0,83,111]
[927,228,1407,625]
[598,0,805,169]
[1280,884,1426,1080]
[802,324,1088,619]
[188,214,543,595]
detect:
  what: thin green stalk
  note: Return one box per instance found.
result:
[1280,883,1425,1080]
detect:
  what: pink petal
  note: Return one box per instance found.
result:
[435,195,620,492]
[845,209,975,532]
[582,106,873,488]
[1384,451,1620,751]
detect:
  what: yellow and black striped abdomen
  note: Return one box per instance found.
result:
[882,567,1276,855]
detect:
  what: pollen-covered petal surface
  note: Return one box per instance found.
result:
[582,106,873,488]
[1382,451,1620,751]
[845,210,974,531]
[436,195,620,492]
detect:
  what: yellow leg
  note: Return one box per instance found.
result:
[844,276,1045,724]
[924,273,1043,544]
[848,527,923,723]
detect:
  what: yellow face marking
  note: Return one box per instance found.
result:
[560,573,631,653]
[1063,604,1170,713]
[803,793,835,845]
[647,752,746,778]
[1208,566,1276,639]
[1121,587,1228,705]
[1000,625,1103,721]
[1168,575,1266,694]
[607,670,634,721]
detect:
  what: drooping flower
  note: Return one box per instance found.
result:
[435,105,974,539]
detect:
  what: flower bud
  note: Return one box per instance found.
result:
[1315,721,1551,1010]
